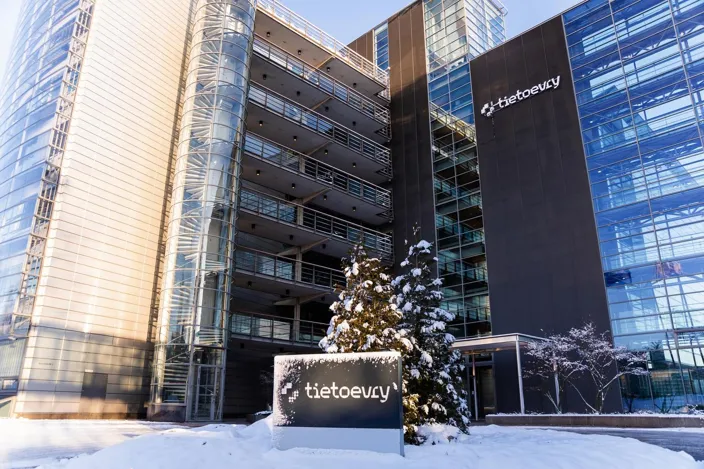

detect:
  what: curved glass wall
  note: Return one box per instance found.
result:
[151,0,257,422]
[0,0,92,383]
[564,0,704,411]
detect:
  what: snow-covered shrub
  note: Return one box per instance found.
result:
[526,323,648,414]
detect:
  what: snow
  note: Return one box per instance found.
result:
[6,418,701,469]
[0,419,182,469]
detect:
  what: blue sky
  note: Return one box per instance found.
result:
[0,0,579,84]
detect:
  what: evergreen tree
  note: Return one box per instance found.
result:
[393,235,471,443]
[319,244,411,353]
[319,244,419,441]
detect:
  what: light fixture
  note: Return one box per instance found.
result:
[289,235,294,241]
[326,66,331,72]
[247,281,253,287]
[259,120,263,127]
[297,49,302,56]
[352,206,357,212]
[262,74,267,80]
[266,31,271,37]
[352,121,357,127]
[322,244,327,249]
[325,106,329,112]
[324,149,328,155]
[323,195,328,201]
[296,91,301,96]
[293,136,298,142]
[353,82,357,88]
[352,162,357,168]
[256,169,261,176]
[251,223,256,230]
[291,183,296,189]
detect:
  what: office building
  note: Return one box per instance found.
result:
[468,0,704,414]
[1,0,701,421]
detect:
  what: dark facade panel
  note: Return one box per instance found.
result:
[387,2,436,259]
[470,17,618,413]
[347,29,374,62]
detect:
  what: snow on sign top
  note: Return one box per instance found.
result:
[275,351,400,365]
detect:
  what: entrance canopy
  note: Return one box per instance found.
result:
[452,333,545,353]
[451,333,547,417]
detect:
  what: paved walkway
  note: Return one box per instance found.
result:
[552,428,704,461]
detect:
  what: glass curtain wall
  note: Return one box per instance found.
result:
[424,0,505,124]
[152,0,257,421]
[0,0,93,385]
[564,0,704,411]
[423,0,506,340]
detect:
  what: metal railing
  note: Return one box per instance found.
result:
[234,247,346,290]
[440,264,488,283]
[437,221,485,245]
[240,190,393,255]
[435,180,483,209]
[253,37,390,129]
[230,311,328,346]
[248,85,392,171]
[243,133,392,210]
[257,0,390,88]
[430,103,477,141]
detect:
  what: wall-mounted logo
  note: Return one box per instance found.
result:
[481,76,561,118]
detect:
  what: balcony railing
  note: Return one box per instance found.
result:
[243,133,391,210]
[240,190,393,256]
[234,247,345,290]
[257,0,390,88]
[248,85,391,172]
[440,264,488,283]
[435,180,482,209]
[430,103,476,142]
[253,37,390,129]
[437,222,485,245]
[230,311,328,347]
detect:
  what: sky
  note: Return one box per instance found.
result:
[0,0,579,85]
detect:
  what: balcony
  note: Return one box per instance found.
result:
[255,0,389,102]
[233,247,345,298]
[229,311,327,348]
[435,181,483,215]
[241,133,391,223]
[251,37,389,143]
[430,103,476,143]
[247,85,391,183]
[238,189,392,260]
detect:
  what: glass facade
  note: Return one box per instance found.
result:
[424,0,506,124]
[152,0,257,421]
[564,0,704,411]
[423,0,506,342]
[0,0,93,382]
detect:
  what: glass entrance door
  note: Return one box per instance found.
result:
[192,364,222,421]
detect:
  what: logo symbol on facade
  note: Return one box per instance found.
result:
[481,76,561,118]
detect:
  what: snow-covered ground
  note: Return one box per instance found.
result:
[2,418,701,469]
[0,420,182,469]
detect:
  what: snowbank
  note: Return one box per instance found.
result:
[29,417,703,469]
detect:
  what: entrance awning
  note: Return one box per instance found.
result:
[451,333,547,418]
